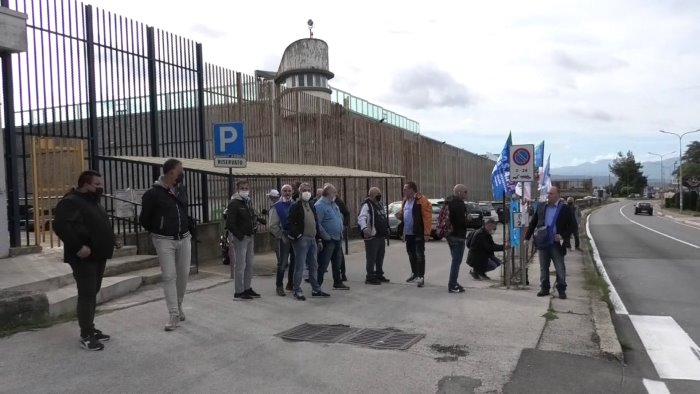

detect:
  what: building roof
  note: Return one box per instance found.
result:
[108,156,403,179]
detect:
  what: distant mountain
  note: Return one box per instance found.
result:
[551,158,678,187]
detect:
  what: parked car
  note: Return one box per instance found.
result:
[478,202,499,223]
[634,202,653,215]
[387,201,402,238]
[489,201,506,222]
[429,199,443,240]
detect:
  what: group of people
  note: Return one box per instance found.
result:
[52,158,577,351]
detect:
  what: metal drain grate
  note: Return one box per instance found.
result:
[276,324,424,351]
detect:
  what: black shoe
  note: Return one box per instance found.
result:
[341,274,348,282]
[94,329,111,342]
[311,291,331,298]
[293,293,306,301]
[537,290,550,297]
[406,274,417,283]
[377,275,390,283]
[559,292,567,300]
[479,273,491,280]
[449,285,465,293]
[470,270,481,280]
[234,292,253,301]
[365,277,381,285]
[416,277,425,288]
[244,288,261,298]
[333,282,350,290]
[80,335,104,351]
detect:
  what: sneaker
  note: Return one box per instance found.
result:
[449,285,466,293]
[377,275,390,283]
[79,335,104,351]
[285,282,293,292]
[365,277,381,285]
[276,287,286,297]
[245,288,261,298]
[479,273,491,280]
[311,290,331,297]
[94,329,111,342]
[178,304,186,322]
[470,270,481,280]
[537,290,550,297]
[406,274,417,283]
[293,293,306,301]
[341,274,348,282]
[416,277,425,288]
[164,315,179,332]
[559,292,568,300]
[233,292,253,301]
[333,282,350,290]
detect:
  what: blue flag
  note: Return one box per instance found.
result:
[510,199,520,247]
[491,132,515,200]
[535,141,545,169]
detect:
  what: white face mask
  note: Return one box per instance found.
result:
[239,191,250,199]
[330,195,337,202]
[301,191,312,201]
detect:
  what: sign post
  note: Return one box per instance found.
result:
[509,144,535,287]
[213,122,246,197]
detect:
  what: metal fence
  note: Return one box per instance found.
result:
[1,0,495,248]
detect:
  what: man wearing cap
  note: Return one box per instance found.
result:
[267,189,280,206]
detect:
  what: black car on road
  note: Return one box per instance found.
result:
[634,202,653,215]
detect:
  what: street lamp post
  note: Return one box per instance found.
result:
[648,151,675,192]
[659,129,700,213]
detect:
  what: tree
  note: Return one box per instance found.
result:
[608,151,648,196]
[672,140,700,178]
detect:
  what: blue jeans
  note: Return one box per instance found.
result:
[292,237,320,294]
[539,244,567,292]
[405,235,426,277]
[275,238,292,287]
[447,236,466,288]
[318,239,342,286]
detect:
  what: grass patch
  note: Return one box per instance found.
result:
[0,312,77,338]
[542,307,558,322]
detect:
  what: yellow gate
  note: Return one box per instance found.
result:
[31,137,86,247]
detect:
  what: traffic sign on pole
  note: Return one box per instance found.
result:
[509,144,535,182]
[213,122,246,168]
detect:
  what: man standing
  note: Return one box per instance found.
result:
[467,219,504,280]
[334,192,351,282]
[287,183,329,300]
[267,189,280,206]
[269,184,294,296]
[226,180,265,301]
[54,170,116,351]
[525,186,574,299]
[315,184,350,290]
[358,187,390,285]
[140,159,192,332]
[567,197,581,251]
[395,181,432,288]
[446,184,469,293]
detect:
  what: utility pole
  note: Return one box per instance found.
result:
[648,151,674,193]
[660,129,700,213]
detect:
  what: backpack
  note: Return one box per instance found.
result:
[436,203,452,238]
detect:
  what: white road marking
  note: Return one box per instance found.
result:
[586,213,629,315]
[619,204,700,249]
[643,379,671,394]
[631,315,700,381]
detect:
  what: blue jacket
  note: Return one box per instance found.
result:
[314,197,344,241]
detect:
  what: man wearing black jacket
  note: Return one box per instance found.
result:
[54,170,116,351]
[525,186,574,299]
[446,184,469,293]
[140,159,192,331]
[466,219,504,280]
[226,179,266,301]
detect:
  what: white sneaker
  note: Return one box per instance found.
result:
[417,277,425,288]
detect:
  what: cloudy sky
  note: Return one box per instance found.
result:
[88,0,700,167]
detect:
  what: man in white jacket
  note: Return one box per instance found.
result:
[358,187,390,285]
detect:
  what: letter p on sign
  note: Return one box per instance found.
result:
[213,122,245,156]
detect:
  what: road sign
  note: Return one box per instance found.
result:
[512,212,528,227]
[509,144,535,182]
[214,157,247,168]
[213,122,245,157]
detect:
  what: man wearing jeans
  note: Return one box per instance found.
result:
[525,186,574,299]
[226,180,266,301]
[140,159,192,331]
[445,184,469,293]
[315,184,350,290]
[269,184,294,296]
[395,181,432,288]
[54,170,117,351]
[287,183,329,301]
[358,187,390,285]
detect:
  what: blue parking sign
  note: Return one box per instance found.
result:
[213,122,245,156]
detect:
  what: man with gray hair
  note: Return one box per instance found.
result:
[315,183,350,290]
[358,187,389,285]
[466,218,504,280]
[445,184,469,293]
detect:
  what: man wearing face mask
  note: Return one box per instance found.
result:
[54,170,117,351]
[269,184,295,296]
[315,184,350,291]
[226,180,266,301]
[287,182,329,300]
[140,158,192,331]
[358,187,390,285]
[466,218,504,280]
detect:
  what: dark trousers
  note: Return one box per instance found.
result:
[570,223,580,249]
[447,236,466,287]
[364,237,386,276]
[287,248,296,285]
[318,239,342,286]
[405,235,426,277]
[275,238,292,287]
[539,244,567,292]
[69,259,107,338]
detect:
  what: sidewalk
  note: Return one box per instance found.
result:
[0,231,615,393]
[653,204,700,228]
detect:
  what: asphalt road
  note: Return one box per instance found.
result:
[589,200,700,394]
